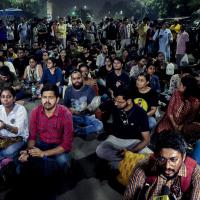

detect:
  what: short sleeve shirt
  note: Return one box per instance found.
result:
[112,105,149,139]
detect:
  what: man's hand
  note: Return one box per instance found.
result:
[116,149,126,158]
[19,150,29,162]
[0,120,5,130]
[178,124,183,132]
[28,147,45,158]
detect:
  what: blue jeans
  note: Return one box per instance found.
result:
[35,141,70,176]
[18,141,70,177]
[148,116,157,130]
[73,115,103,135]
[192,140,200,165]
[0,140,25,162]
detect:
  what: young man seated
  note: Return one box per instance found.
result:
[19,84,73,177]
[96,87,152,169]
[124,131,200,200]
[64,69,103,138]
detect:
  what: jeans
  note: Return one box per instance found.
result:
[58,38,66,49]
[148,116,157,130]
[36,141,70,176]
[96,135,153,169]
[192,140,200,165]
[176,54,184,67]
[73,115,103,135]
[120,39,131,51]
[0,140,25,162]
[19,141,70,177]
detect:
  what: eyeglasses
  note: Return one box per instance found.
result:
[113,99,126,104]
[156,156,179,165]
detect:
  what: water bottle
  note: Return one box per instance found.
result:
[31,83,36,98]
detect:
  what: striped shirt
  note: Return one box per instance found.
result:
[124,158,200,200]
[29,104,73,152]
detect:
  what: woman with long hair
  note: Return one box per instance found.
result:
[133,73,158,130]
[23,56,43,85]
[56,49,72,78]
[156,75,200,140]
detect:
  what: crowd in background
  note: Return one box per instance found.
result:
[0,15,200,199]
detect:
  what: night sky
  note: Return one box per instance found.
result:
[59,0,128,12]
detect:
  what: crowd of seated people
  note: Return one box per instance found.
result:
[0,15,200,200]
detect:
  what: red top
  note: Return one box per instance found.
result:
[29,104,73,152]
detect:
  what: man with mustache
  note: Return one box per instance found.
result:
[124,131,200,200]
[19,84,73,177]
[64,69,103,138]
[96,87,152,168]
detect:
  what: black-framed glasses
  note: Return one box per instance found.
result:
[156,156,179,165]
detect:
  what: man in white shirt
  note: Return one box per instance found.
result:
[153,22,173,61]
[0,87,28,161]
[176,25,189,67]
[96,45,108,68]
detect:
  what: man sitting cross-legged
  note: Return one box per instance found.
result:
[19,84,73,176]
[96,86,152,169]
[64,69,103,139]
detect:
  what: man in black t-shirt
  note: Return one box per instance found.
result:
[96,87,152,168]
[106,57,130,98]
[13,48,29,79]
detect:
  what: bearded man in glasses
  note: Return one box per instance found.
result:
[124,131,200,200]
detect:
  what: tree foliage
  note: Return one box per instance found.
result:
[0,0,42,17]
[143,0,200,18]
[75,8,94,22]
[98,0,200,21]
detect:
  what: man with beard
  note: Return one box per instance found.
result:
[13,48,29,79]
[96,45,108,68]
[96,87,152,169]
[64,69,103,138]
[124,131,200,200]
[19,84,73,177]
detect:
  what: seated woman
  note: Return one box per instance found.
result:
[56,49,72,76]
[146,63,161,94]
[156,75,200,141]
[23,56,43,97]
[133,73,158,130]
[23,56,43,84]
[0,55,16,75]
[40,57,63,94]
[0,66,24,100]
[0,87,28,162]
